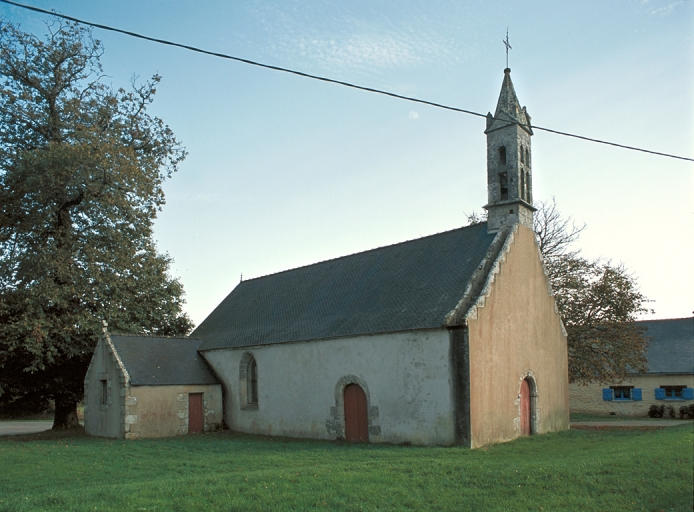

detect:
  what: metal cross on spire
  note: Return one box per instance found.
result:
[503,28,512,69]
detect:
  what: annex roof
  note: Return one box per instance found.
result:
[195,222,498,351]
[640,317,694,374]
[109,335,219,386]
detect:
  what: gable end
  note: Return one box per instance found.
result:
[104,329,130,386]
[445,226,513,326]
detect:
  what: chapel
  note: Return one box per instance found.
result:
[84,68,570,447]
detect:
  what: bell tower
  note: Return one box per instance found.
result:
[483,68,535,233]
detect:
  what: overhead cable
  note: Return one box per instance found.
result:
[1,0,692,163]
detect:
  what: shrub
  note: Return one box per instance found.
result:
[648,405,663,418]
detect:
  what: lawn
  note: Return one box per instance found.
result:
[0,426,691,512]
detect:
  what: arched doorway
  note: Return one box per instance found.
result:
[343,383,368,442]
[520,377,535,436]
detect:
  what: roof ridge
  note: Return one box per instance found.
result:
[110,333,201,341]
[637,317,694,323]
[240,222,487,284]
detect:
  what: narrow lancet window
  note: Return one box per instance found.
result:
[499,172,508,200]
[248,357,258,405]
[520,172,526,201]
[240,352,259,408]
[498,146,507,166]
[100,379,108,405]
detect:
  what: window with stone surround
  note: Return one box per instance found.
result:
[239,352,258,409]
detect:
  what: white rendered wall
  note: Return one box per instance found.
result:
[84,338,126,438]
[201,329,455,445]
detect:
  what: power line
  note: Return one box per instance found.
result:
[0,0,485,119]
[1,0,692,163]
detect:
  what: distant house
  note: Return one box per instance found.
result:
[569,317,694,416]
[84,332,222,439]
[84,68,570,447]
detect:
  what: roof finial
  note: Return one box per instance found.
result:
[503,28,512,70]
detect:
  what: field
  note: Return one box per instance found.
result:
[0,425,692,511]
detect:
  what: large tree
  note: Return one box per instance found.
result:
[467,200,650,383]
[533,200,650,384]
[0,22,193,428]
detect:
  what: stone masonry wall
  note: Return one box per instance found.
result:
[570,374,694,416]
[123,384,223,439]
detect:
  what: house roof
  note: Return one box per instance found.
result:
[640,317,694,374]
[195,222,498,351]
[109,335,219,386]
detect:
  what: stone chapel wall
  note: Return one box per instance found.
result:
[202,329,455,445]
[466,224,570,448]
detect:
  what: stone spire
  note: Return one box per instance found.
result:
[483,68,535,233]
[491,69,532,129]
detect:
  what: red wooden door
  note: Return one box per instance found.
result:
[188,393,204,434]
[344,384,368,442]
[520,379,531,436]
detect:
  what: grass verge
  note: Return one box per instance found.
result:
[0,425,692,511]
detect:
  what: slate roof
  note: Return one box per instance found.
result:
[109,335,219,386]
[195,222,498,351]
[640,317,694,374]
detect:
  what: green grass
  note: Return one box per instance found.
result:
[1,426,692,512]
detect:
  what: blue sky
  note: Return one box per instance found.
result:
[2,0,692,325]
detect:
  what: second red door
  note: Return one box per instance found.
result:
[344,384,368,442]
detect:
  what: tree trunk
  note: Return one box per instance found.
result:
[52,397,79,430]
